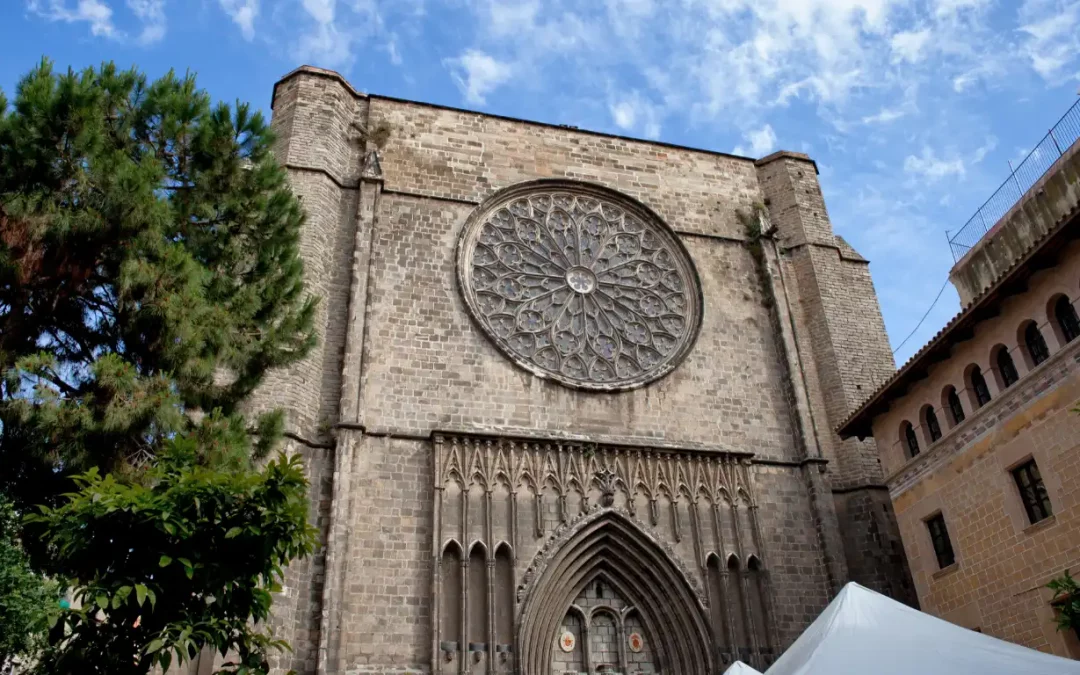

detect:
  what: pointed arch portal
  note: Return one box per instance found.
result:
[517,511,714,674]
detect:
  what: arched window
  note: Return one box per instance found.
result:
[924,407,942,443]
[902,422,920,459]
[1024,322,1050,366]
[995,347,1019,389]
[945,387,965,426]
[969,366,991,408]
[1055,296,1080,344]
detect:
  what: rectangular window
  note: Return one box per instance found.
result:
[1012,459,1053,525]
[926,513,955,569]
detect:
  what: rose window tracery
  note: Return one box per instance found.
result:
[456,181,702,390]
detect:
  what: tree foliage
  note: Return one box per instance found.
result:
[0,496,58,672]
[1048,569,1080,636]
[0,59,316,512]
[0,60,318,673]
[28,444,314,674]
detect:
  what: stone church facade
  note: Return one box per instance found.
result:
[252,66,915,675]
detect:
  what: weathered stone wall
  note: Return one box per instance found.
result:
[256,66,914,674]
[358,191,799,457]
[249,71,367,439]
[755,154,913,603]
[266,440,334,675]
[367,97,762,239]
[950,137,1080,307]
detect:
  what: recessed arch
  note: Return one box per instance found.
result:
[899,420,920,459]
[467,540,489,558]
[1019,319,1050,369]
[941,385,965,428]
[517,510,713,675]
[440,540,464,657]
[705,553,729,653]
[990,343,1019,390]
[1050,293,1080,346]
[494,543,515,652]
[918,404,942,446]
[964,363,992,410]
[745,555,771,662]
[725,553,749,661]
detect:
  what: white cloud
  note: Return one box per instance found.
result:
[219,0,258,40]
[301,0,334,24]
[933,0,991,18]
[29,0,118,38]
[972,135,997,163]
[904,147,965,180]
[1018,0,1080,80]
[890,28,931,63]
[126,0,165,44]
[733,124,777,157]
[608,91,662,138]
[445,49,515,105]
[295,20,352,67]
[862,107,905,124]
[610,100,636,129]
[285,0,424,70]
[29,0,165,43]
[485,0,539,37]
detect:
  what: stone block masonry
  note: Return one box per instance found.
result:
[245,65,916,674]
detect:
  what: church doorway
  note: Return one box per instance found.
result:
[517,511,713,675]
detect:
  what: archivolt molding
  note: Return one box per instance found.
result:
[516,509,715,675]
[516,505,708,608]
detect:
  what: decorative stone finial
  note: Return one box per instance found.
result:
[596,467,618,507]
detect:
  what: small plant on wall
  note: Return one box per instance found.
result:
[1048,569,1080,637]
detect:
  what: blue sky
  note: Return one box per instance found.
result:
[3,0,1080,366]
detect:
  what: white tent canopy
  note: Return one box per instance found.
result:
[724,661,764,675]
[766,582,1080,675]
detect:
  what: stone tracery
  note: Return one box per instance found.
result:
[457,180,703,390]
[430,432,777,673]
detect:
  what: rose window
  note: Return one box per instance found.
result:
[456,181,702,390]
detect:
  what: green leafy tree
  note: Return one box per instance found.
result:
[0,60,318,674]
[1048,569,1080,636]
[28,442,314,674]
[0,495,58,671]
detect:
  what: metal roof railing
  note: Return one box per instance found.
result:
[948,98,1080,262]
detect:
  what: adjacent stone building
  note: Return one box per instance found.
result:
[251,65,914,675]
[839,118,1080,657]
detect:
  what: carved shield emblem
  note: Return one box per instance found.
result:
[559,630,576,652]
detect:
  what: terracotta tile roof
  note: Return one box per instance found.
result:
[837,206,1080,439]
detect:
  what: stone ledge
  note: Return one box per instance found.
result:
[932,562,960,580]
[754,150,819,174]
[1022,513,1058,536]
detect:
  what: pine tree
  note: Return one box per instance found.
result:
[0,60,318,674]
